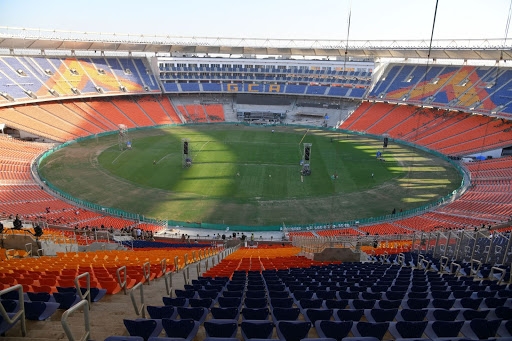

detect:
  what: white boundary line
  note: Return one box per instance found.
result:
[111,150,127,164]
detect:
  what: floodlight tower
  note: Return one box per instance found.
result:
[118,124,130,150]
[182,138,191,168]
[302,143,312,175]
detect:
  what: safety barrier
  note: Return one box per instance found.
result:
[75,272,91,308]
[116,266,128,295]
[0,284,26,336]
[61,299,90,341]
[129,282,145,318]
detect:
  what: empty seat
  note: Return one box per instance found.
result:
[315,320,353,341]
[424,320,464,339]
[161,318,199,341]
[242,307,269,321]
[176,307,208,324]
[304,308,333,323]
[351,322,390,340]
[146,306,177,319]
[211,307,239,320]
[272,307,301,322]
[461,318,502,339]
[124,319,163,341]
[24,301,59,321]
[271,298,294,309]
[162,297,188,307]
[334,309,364,322]
[364,308,398,322]
[204,319,238,338]
[240,320,274,340]
[276,321,311,341]
[389,321,428,339]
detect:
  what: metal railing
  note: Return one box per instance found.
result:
[0,284,26,336]
[61,300,90,341]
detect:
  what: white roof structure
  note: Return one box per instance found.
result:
[0,26,511,60]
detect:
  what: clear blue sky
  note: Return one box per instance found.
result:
[0,0,510,41]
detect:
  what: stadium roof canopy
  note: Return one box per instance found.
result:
[1,26,511,60]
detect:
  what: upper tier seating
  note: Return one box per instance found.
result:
[368,63,512,116]
[0,56,159,104]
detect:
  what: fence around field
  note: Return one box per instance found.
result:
[35,122,467,232]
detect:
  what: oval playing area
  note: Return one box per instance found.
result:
[39,125,461,227]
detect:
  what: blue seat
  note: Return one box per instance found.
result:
[315,291,337,300]
[161,318,199,340]
[389,321,428,339]
[424,320,464,339]
[498,320,512,337]
[83,287,107,302]
[375,300,401,309]
[483,297,507,309]
[24,301,59,321]
[426,308,460,321]
[242,307,269,320]
[271,298,294,309]
[276,321,311,341]
[175,290,196,299]
[385,291,405,300]
[0,300,18,313]
[241,320,274,340]
[455,298,482,310]
[293,291,314,301]
[211,307,239,321]
[53,292,80,310]
[162,297,188,307]
[245,298,267,309]
[269,291,289,299]
[176,307,208,324]
[304,308,333,324]
[351,322,389,340]
[26,292,55,302]
[315,320,353,341]
[338,292,359,300]
[430,298,455,309]
[246,290,266,299]
[189,298,214,308]
[461,318,502,339]
[222,290,243,298]
[350,299,376,310]
[495,306,512,320]
[198,290,219,301]
[403,298,429,310]
[124,319,163,341]
[364,308,398,322]
[105,337,144,341]
[204,319,238,338]
[298,299,323,310]
[146,306,177,319]
[334,309,364,322]
[218,297,242,309]
[461,308,490,320]
[360,292,381,300]
[324,299,348,309]
[272,307,300,322]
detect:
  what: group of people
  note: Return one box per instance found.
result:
[73,224,155,241]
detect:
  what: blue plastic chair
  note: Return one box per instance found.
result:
[26,292,55,303]
[276,321,311,341]
[218,297,242,309]
[461,318,502,339]
[272,307,301,322]
[388,321,428,339]
[333,309,364,322]
[189,298,214,309]
[175,290,196,299]
[351,322,390,340]
[211,307,239,320]
[161,318,199,341]
[53,292,80,310]
[204,319,238,338]
[246,290,266,299]
[424,320,464,339]
[24,301,59,321]
[364,308,398,322]
[315,320,353,341]
[426,308,460,321]
[105,337,144,341]
[162,297,188,307]
[241,320,274,340]
[245,298,267,309]
[323,299,348,309]
[242,307,269,321]
[124,319,163,341]
[271,298,294,309]
[146,306,177,319]
[304,308,333,323]
[176,307,208,324]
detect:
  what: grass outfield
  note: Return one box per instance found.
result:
[39,125,462,226]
